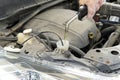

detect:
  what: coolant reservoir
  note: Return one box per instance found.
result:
[17,29,33,44]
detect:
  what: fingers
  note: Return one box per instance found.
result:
[79,0,104,19]
[79,0,87,5]
[96,0,104,10]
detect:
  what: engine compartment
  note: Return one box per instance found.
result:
[24,8,101,48]
[0,0,120,79]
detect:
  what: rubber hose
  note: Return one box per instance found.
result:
[43,39,86,56]
[101,26,116,38]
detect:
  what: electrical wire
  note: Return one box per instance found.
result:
[21,31,64,51]
[21,36,34,45]
[40,34,52,49]
[21,34,52,51]
[42,39,85,56]
[20,31,86,56]
[91,39,104,49]
[35,35,52,51]
[37,31,64,46]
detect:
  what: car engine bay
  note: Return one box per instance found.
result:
[0,0,120,80]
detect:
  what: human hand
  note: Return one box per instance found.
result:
[79,0,104,19]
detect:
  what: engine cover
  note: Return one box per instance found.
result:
[24,9,101,48]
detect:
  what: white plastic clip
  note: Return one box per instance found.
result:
[56,40,69,51]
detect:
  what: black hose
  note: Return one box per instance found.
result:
[5,0,66,36]
[101,26,116,38]
[40,34,52,49]
[69,45,85,56]
[38,31,64,46]
[103,27,120,47]
[35,36,52,51]
[43,40,86,56]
